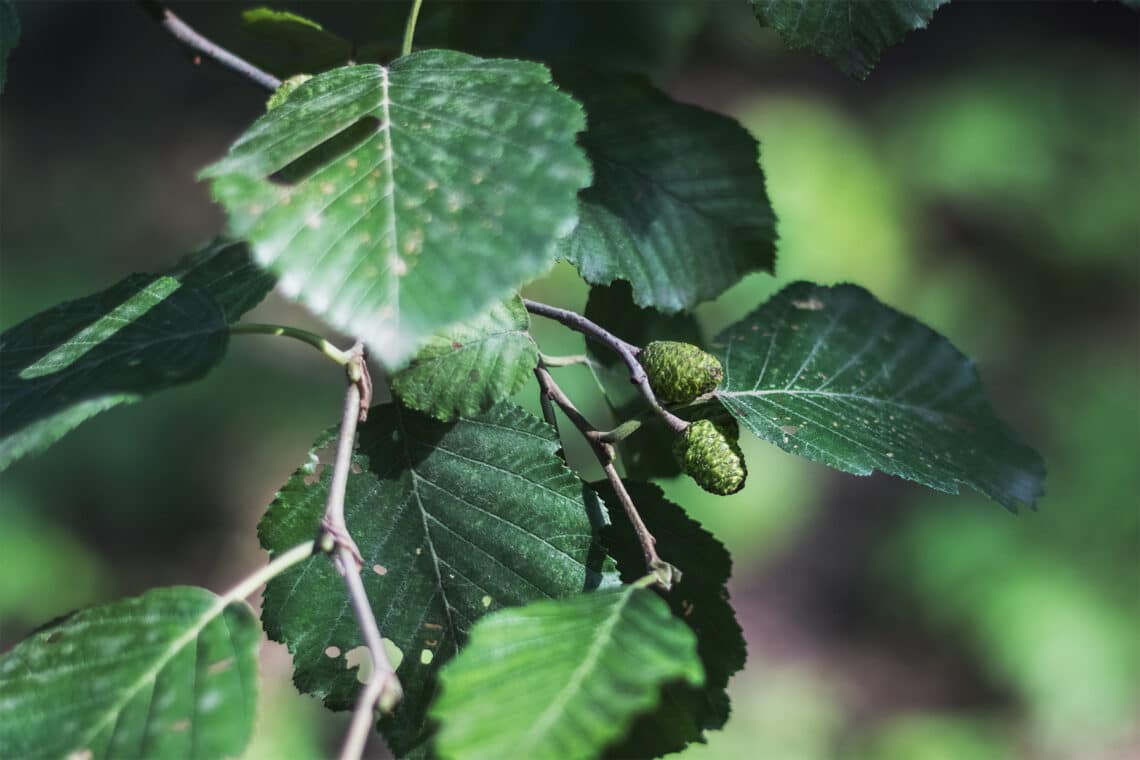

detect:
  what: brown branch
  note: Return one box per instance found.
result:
[139,0,282,91]
[318,343,402,760]
[523,299,688,434]
[533,363,679,589]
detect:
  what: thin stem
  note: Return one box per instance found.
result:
[523,299,688,433]
[231,323,353,366]
[319,345,401,760]
[538,352,590,367]
[401,0,424,57]
[533,363,677,589]
[138,1,282,91]
[221,540,315,605]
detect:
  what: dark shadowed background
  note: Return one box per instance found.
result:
[1,1,1137,757]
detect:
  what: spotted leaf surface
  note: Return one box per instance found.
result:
[203,52,592,368]
[557,70,776,312]
[0,587,260,759]
[257,402,616,755]
[431,582,702,760]
[390,296,538,421]
[0,240,274,470]
[751,0,948,79]
[714,282,1045,510]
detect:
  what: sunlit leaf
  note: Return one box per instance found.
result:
[595,481,745,757]
[713,282,1045,510]
[0,587,260,759]
[0,240,274,470]
[557,70,776,312]
[203,52,591,368]
[431,581,702,760]
[257,402,617,755]
[390,296,538,421]
[750,0,948,78]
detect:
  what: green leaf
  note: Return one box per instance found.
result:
[430,581,703,760]
[713,282,1045,510]
[557,71,776,312]
[0,240,274,471]
[390,296,538,421]
[0,587,260,759]
[594,481,745,757]
[0,0,18,93]
[241,7,354,76]
[257,402,616,755]
[750,0,948,79]
[203,52,592,368]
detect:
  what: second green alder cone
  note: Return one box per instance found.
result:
[638,341,724,404]
[673,419,748,495]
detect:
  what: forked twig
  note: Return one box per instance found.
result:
[523,299,688,433]
[318,343,402,760]
[533,363,679,589]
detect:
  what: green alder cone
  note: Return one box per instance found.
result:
[674,419,747,495]
[639,340,724,404]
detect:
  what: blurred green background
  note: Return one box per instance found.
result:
[1,2,1137,758]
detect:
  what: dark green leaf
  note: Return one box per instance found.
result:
[750,0,948,79]
[0,240,273,470]
[431,581,703,760]
[594,481,745,757]
[257,402,617,755]
[713,282,1045,510]
[241,7,355,76]
[558,71,776,312]
[0,587,260,759]
[203,53,592,368]
[0,0,18,93]
[390,296,538,421]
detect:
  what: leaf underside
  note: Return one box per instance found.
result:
[430,583,703,760]
[390,296,538,421]
[203,51,592,368]
[595,481,746,758]
[0,587,260,759]
[0,239,274,471]
[557,69,777,312]
[713,281,1045,510]
[750,0,949,79]
[257,401,617,755]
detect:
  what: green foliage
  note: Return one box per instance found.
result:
[594,482,745,757]
[0,0,17,93]
[257,402,617,754]
[750,0,949,78]
[639,341,724,405]
[202,52,591,368]
[390,297,538,421]
[713,281,1045,510]
[0,587,260,759]
[431,581,702,760]
[0,240,272,471]
[0,5,1068,760]
[674,420,748,496]
[556,70,777,312]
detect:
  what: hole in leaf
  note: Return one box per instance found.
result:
[268,116,381,187]
[344,645,372,684]
[325,645,341,658]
